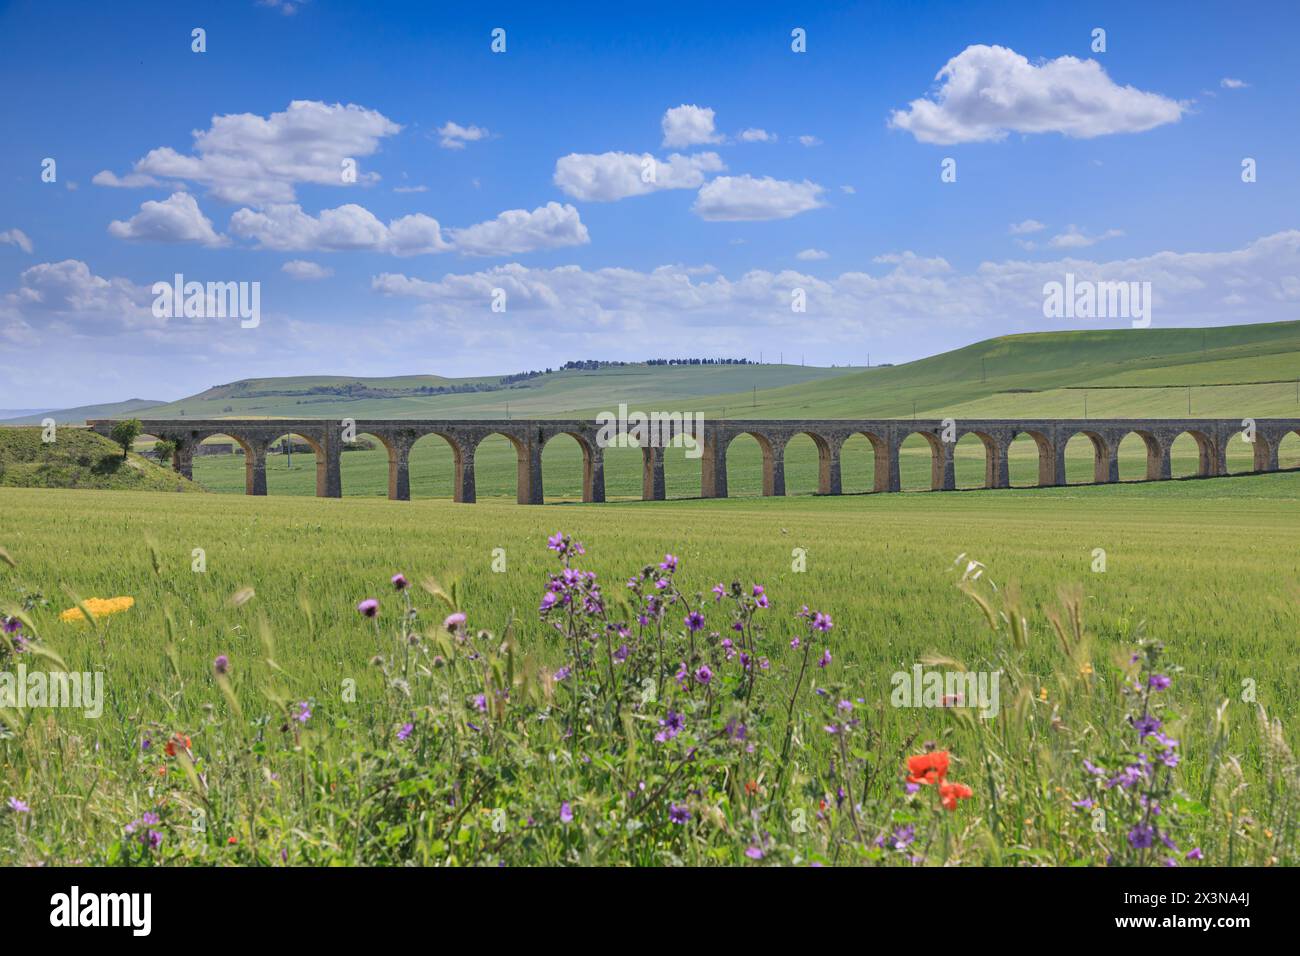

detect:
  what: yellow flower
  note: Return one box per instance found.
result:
[59,596,135,623]
[1038,687,1049,702]
[1079,661,1094,677]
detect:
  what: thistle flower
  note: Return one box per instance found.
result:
[213,654,229,675]
[684,611,705,632]
[357,598,379,618]
[391,573,409,590]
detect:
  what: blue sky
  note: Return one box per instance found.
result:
[1,0,1297,407]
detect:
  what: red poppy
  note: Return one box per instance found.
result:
[163,733,191,757]
[939,781,973,811]
[744,780,758,796]
[906,751,950,785]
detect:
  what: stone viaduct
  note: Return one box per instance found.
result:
[87,418,1300,504]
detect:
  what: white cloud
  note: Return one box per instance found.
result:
[229,201,587,257]
[553,151,724,201]
[889,45,1186,144]
[366,231,1300,353]
[281,260,334,280]
[796,248,829,261]
[95,100,402,205]
[1009,219,1046,235]
[108,192,227,246]
[438,121,490,149]
[0,229,33,254]
[797,135,823,147]
[92,171,161,189]
[840,185,856,195]
[449,202,589,256]
[1049,224,1124,249]
[662,104,723,148]
[739,128,777,143]
[229,203,449,255]
[393,185,429,193]
[3,260,157,336]
[1220,77,1250,89]
[259,0,308,14]
[692,175,826,221]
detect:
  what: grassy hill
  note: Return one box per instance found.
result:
[661,320,1300,421]
[0,398,167,426]
[124,364,856,420]
[0,427,201,492]
[58,320,1300,426]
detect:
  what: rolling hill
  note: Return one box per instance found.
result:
[8,320,1300,427]
[0,427,201,492]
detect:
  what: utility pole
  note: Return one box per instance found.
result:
[912,400,917,421]
[285,437,291,469]
[867,352,870,368]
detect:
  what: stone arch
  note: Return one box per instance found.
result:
[337,430,400,499]
[541,430,604,503]
[1280,429,1300,471]
[723,430,783,496]
[837,430,887,493]
[1009,429,1055,487]
[189,430,259,493]
[400,430,466,501]
[476,430,534,504]
[1224,424,1273,475]
[265,431,327,496]
[898,429,948,491]
[781,430,838,495]
[1061,430,1114,484]
[1114,430,1164,482]
[1168,428,1218,478]
[953,430,1004,489]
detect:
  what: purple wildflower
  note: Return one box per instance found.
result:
[1127,824,1156,849]
[668,803,691,824]
[356,598,378,618]
[684,611,705,632]
[7,797,29,813]
[213,654,229,675]
[391,573,409,591]
[560,801,573,823]
[397,723,413,741]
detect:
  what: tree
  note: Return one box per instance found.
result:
[110,419,142,460]
[153,439,177,469]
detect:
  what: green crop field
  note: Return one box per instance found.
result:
[3,322,1300,868]
[2,471,1299,866]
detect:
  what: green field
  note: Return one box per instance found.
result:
[2,473,1299,865]
[3,322,1300,867]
